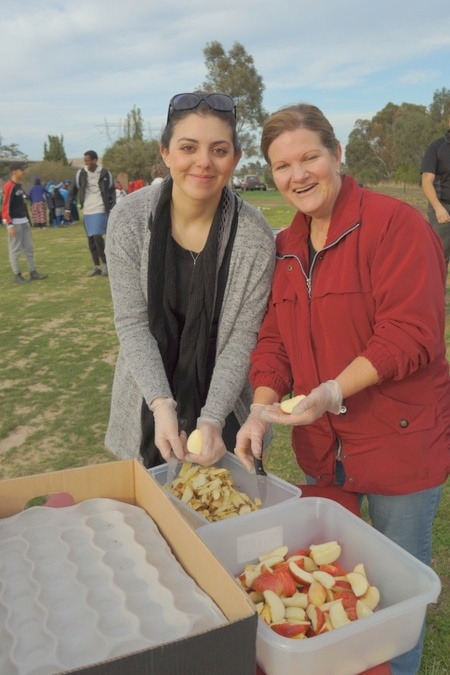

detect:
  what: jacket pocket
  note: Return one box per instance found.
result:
[372,392,436,435]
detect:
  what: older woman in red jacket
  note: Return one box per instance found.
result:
[236,104,449,675]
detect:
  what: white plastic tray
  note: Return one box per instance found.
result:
[0,498,226,675]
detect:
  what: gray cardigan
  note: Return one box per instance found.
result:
[104,183,275,459]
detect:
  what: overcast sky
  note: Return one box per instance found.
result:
[1,0,449,163]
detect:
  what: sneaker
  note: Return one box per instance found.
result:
[30,270,48,281]
[14,273,29,284]
[87,267,102,277]
[101,263,108,277]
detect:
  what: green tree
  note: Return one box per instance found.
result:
[345,97,445,185]
[43,135,69,165]
[428,87,450,132]
[201,41,267,157]
[392,109,433,186]
[102,138,160,183]
[345,120,390,184]
[0,135,28,179]
[122,105,144,141]
[21,161,77,190]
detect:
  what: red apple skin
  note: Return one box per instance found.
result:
[345,606,358,621]
[306,604,326,632]
[320,562,348,577]
[252,572,285,596]
[332,578,352,592]
[333,591,358,610]
[271,622,308,638]
[273,568,297,597]
[290,549,310,558]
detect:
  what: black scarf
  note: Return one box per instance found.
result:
[139,178,238,467]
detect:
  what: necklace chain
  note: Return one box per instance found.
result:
[189,250,201,265]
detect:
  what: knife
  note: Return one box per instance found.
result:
[166,453,179,486]
[253,455,267,505]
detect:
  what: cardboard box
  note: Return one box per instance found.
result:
[199,497,441,675]
[149,451,301,529]
[0,460,257,675]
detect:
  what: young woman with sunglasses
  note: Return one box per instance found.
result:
[105,92,276,468]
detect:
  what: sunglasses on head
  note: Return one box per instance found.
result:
[166,93,236,123]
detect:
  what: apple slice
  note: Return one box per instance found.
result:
[280,394,306,413]
[309,541,341,565]
[332,576,352,592]
[288,560,314,585]
[306,604,326,632]
[271,622,309,638]
[320,562,348,577]
[329,600,351,629]
[346,571,369,597]
[237,565,260,589]
[356,599,374,619]
[259,546,289,561]
[252,572,285,596]
[359,585,381,610]
[255,555,286,571]
[285,606,307,621]
[273,568,297,597]
[308,580,328,607]
[295,554,319,572]
[259,602,272,624]
[281,592,309,609]
[312,570,336,589]
[263,589,286,623]
[248,590,264,604]
[353,562,367,577]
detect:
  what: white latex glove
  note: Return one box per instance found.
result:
[188,418,227,467]
[234,404,272,472]
[149,397,184,461]
[261,381,344,426]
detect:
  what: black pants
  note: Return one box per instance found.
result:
[88,235,106,266]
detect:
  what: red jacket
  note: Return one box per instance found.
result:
[251,176,450,495]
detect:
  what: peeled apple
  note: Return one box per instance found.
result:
[187,429,203,455]
[280,395,306,414]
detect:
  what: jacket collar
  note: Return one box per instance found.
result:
[277,175,362,254]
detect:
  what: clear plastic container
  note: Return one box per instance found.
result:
[148,452,301,529]
[199,497,442,675]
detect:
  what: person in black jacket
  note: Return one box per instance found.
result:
[2,163,48,283]
[65,150,116,277]
[421,116,450,271]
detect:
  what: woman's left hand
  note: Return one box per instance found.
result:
[261,381,344,426]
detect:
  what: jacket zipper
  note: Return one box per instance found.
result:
[278,222,360,300]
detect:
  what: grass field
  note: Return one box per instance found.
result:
[0,183,448,673]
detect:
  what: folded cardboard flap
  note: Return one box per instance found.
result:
[0,460,136,517]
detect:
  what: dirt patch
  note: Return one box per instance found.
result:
[0,427,32,454]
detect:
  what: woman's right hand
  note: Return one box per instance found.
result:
[235,404,272,472]
[149,398,185,461]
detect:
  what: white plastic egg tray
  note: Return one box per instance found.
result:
[0,498,226,675]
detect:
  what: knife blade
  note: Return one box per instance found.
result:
[166,453,179,486]
[253,455,267,505]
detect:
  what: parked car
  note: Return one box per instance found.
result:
[232,176,243,190]
[241,175,267,191]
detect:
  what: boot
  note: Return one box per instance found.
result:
[30,270,48,281]
[14,273,29,284]
[87,266,102,277]
[101,263,108,277]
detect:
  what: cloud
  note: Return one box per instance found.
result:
[1,0,449,159]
